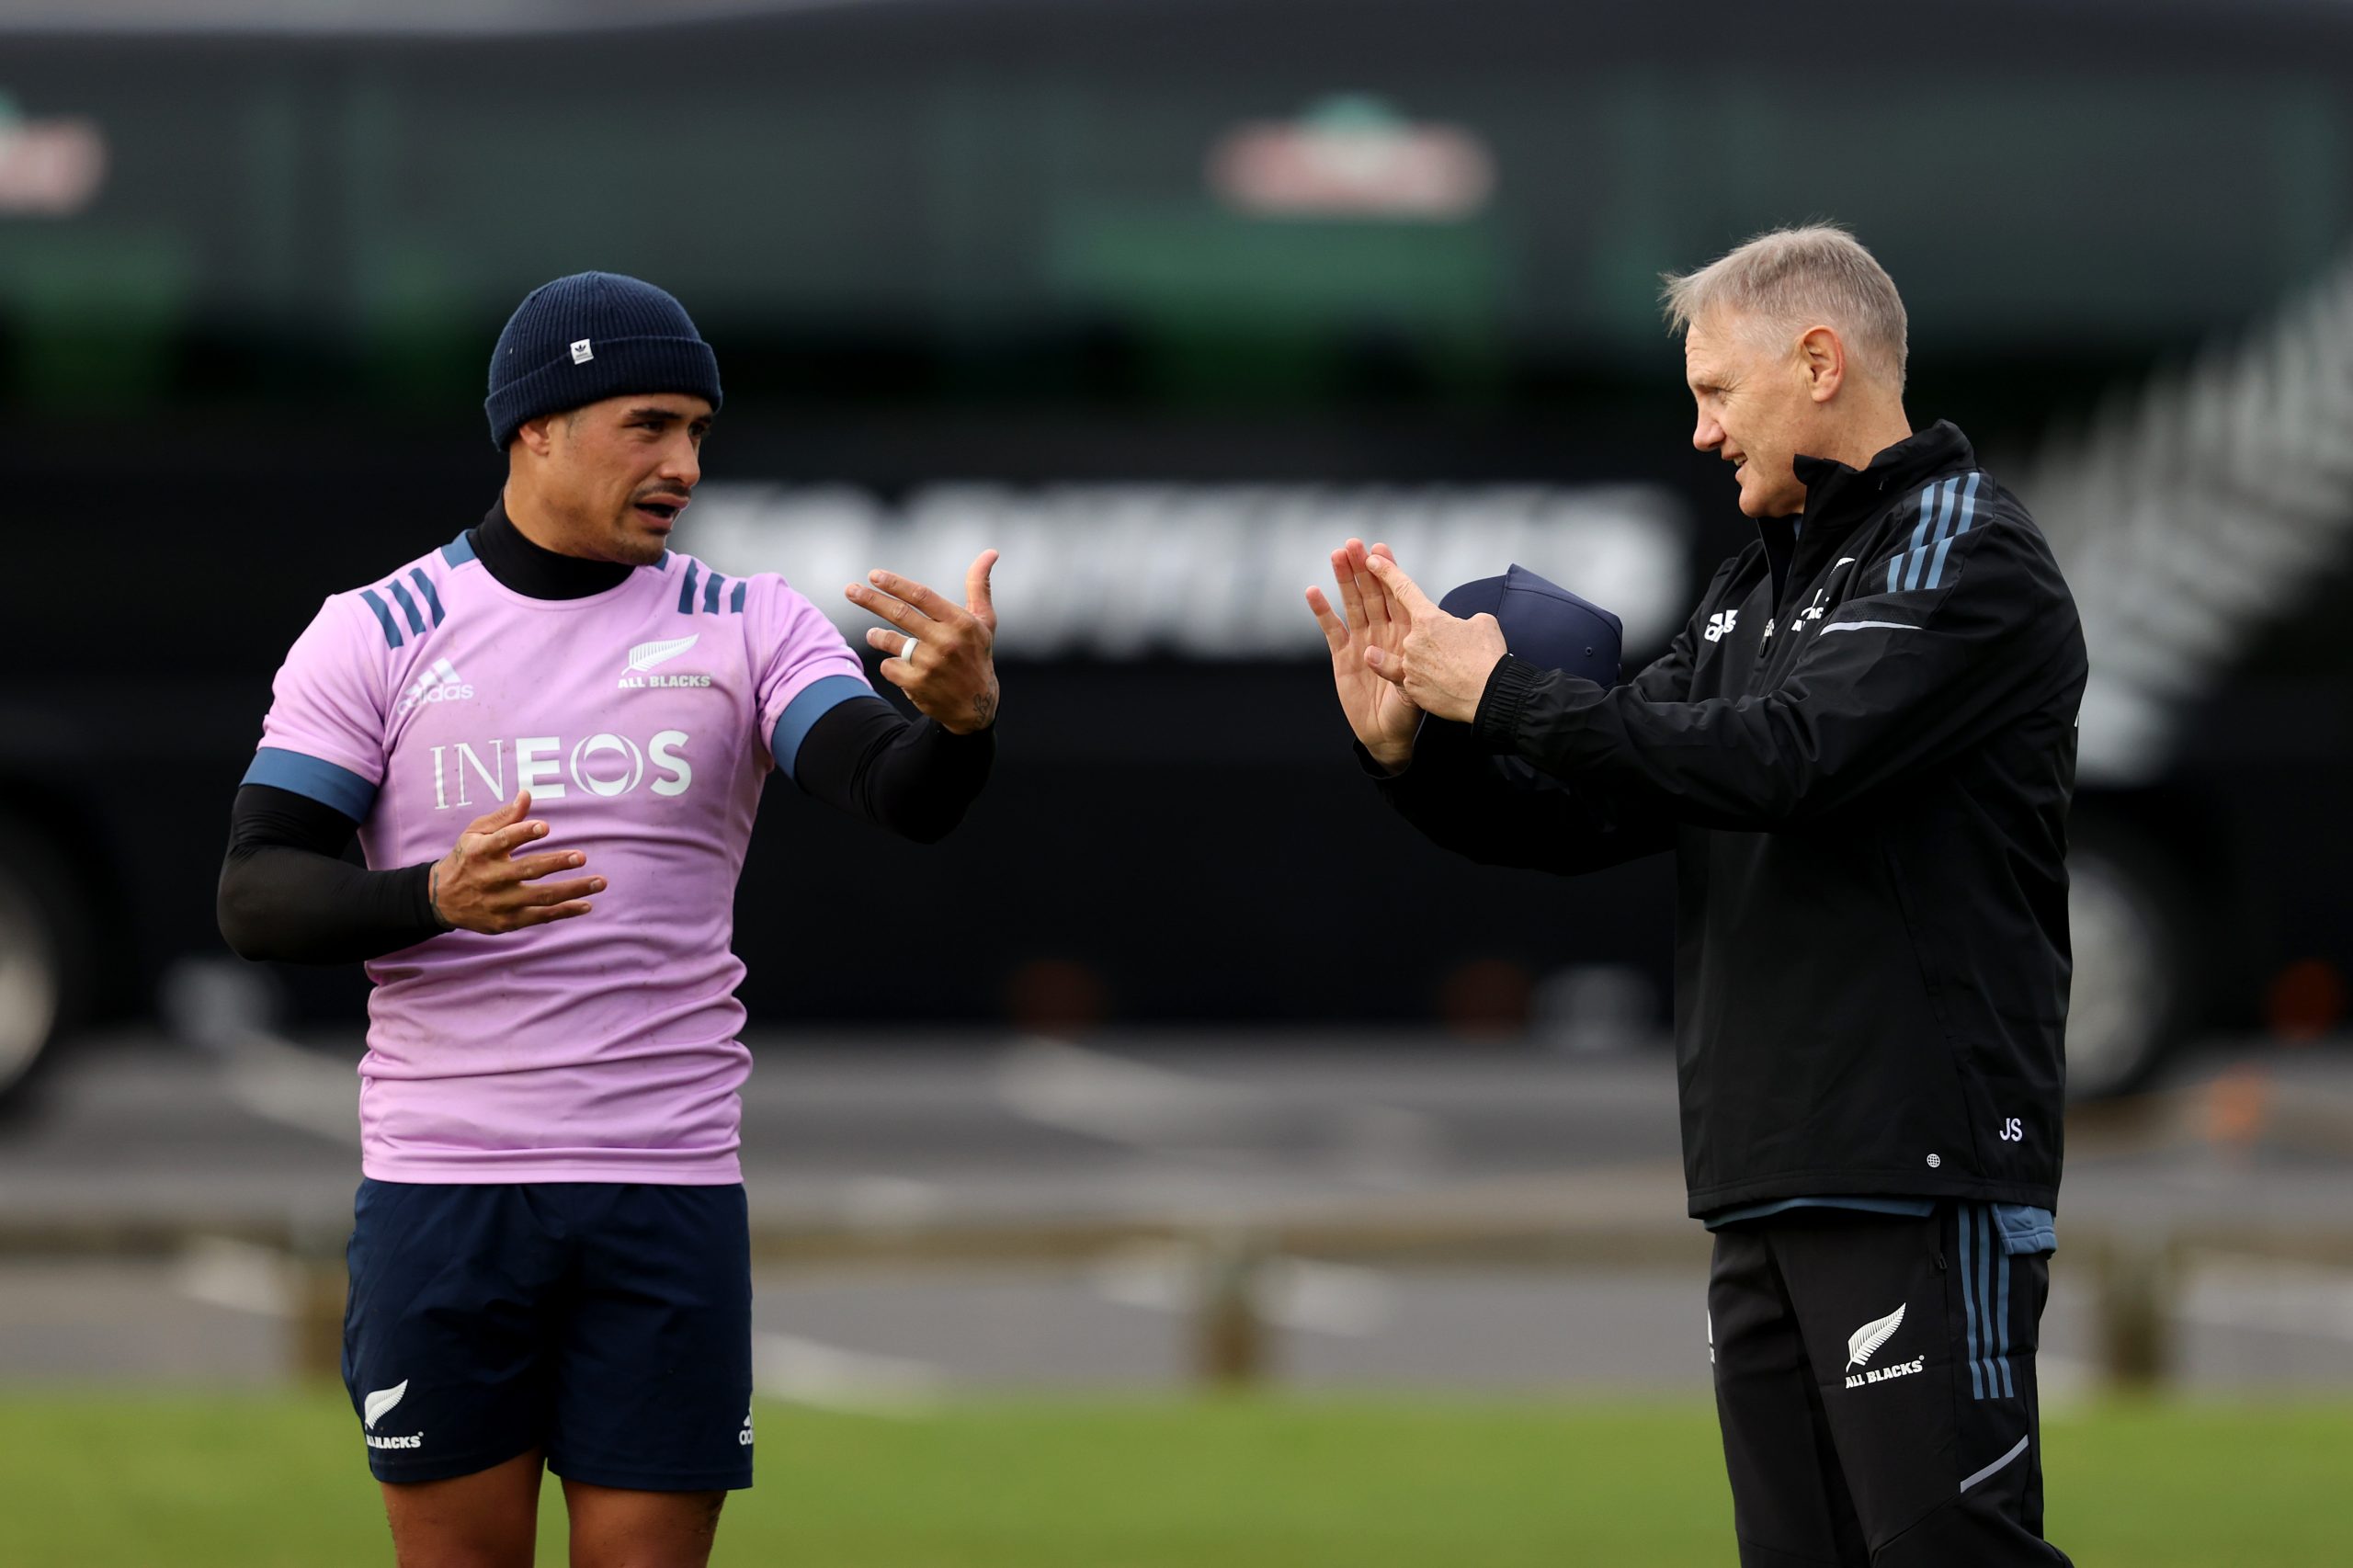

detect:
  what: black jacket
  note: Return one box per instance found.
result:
[1377,422,2086,1215]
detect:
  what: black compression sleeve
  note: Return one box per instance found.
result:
[790,695,995,844]
[217,784,446,964]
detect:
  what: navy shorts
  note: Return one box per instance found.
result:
[341,1179,753,1490]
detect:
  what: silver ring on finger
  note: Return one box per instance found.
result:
[901,634,920,664]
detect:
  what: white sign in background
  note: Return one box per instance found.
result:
[683,482,1692,662]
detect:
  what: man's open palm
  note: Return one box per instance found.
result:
[1306,539,1420,772]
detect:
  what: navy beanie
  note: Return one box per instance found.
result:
[484,271,722,449]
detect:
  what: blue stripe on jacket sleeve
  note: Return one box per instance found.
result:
[1906,483,1938,555]
[768,675,874,782]
[1924,472,1981,589]
[1904,479,1952,591]
[242,747,378,822]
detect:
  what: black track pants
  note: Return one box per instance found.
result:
[1708,1205,2073,1567]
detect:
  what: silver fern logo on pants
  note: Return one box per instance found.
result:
[1846,1304,1905,1370]
[1843,1303,1926,1389]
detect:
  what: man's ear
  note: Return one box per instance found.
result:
[516,412,565,458]
[1798,325,1845,404]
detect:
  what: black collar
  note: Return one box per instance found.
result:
[1790,420,1975,542]
[471,496,634,600]
[1746,422,1973,608]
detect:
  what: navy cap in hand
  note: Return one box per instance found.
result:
[1432,564,1620,795]
[1438,563,1622,687]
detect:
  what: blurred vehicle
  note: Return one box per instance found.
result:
[5,0,2350,1107]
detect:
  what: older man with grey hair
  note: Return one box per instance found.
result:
[1310,225,2082,1565]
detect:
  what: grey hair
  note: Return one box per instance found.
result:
[1661,224,1909,391]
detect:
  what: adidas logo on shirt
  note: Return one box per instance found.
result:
[396,657,474,715]
[1704,609,1739,642]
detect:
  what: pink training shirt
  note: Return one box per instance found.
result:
[244,530,870,1183]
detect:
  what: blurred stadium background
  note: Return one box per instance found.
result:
[3,0,2352,1562]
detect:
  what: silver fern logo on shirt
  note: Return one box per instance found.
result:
[619,634,711,690]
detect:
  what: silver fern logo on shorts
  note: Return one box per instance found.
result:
[364,1381,408,1428]
[363,1380,425,1449]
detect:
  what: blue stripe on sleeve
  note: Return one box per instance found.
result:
[1924,472,1981,590]
[678,559,700,615]
[358,589,403,649]
[242,747,378,822]
[1958,1202,1984,1400]
[384,578,428,636]
[441,531,477,567]
[1907,483,1938,555]
[408,567,446,626]
[704,570,726,615]
[1904,479,1953,591]
[730,580,747,614]
[768,675,874,782]
[1891,483,1936,593]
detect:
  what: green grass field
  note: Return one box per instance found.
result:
[1,1392,2347,1565]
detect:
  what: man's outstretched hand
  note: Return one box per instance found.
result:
[1306,539,1424,773]
[846,550,1002,735]
[1354,551,1509,724]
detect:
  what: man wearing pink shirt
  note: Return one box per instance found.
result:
[219,271,1000,1568]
